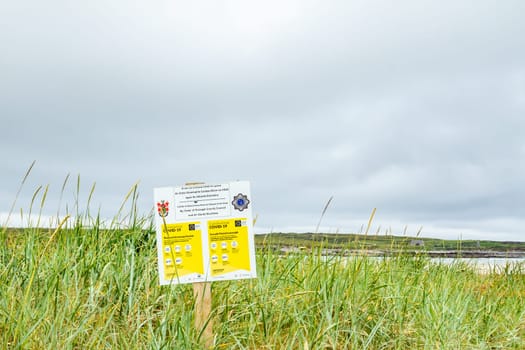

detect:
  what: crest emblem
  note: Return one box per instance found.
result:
[232,193,250,211]
[157,200,169,217]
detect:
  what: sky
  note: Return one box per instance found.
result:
[1,1,524,241]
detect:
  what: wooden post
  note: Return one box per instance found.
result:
[193,281,213,348]
[184,183,213,348]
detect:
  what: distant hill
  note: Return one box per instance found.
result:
[255,232,525,257]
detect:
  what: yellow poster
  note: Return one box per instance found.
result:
[208,218,251,277]
[161,222,204,281]
[154,181,256,285]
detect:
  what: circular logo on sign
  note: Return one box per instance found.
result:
[232,193,250,211]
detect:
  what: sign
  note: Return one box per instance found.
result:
[153,181,257,285]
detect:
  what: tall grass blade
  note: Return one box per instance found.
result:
[36,184,49,228]
[56,173,70,224]
[112,181,140,227]
[365,207,376,235]
[315,196,333,234]
[2,160,35,230]
[28,185,43,227]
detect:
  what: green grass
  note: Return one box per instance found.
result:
[1,221,524,349]
[1,170,523,349]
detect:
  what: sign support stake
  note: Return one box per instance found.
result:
[184,183,213,348]
[193,281,213,348]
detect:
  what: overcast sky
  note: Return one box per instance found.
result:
[1,1,524,241]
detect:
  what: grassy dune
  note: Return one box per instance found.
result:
[1,219,524,349]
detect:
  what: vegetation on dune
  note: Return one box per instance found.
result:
[1,220,524,349]
[1,168,523,349]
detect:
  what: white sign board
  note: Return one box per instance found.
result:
[153,181,257,285]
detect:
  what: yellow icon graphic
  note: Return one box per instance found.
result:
[208,218,251,277]
[162,222,203,281]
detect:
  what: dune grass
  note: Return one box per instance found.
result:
[1,172,524,349]
[1,217,524,349]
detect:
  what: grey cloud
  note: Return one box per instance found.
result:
[1,1,524,240]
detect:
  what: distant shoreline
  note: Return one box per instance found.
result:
[255,232,525,259]
[272,246,525,259]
